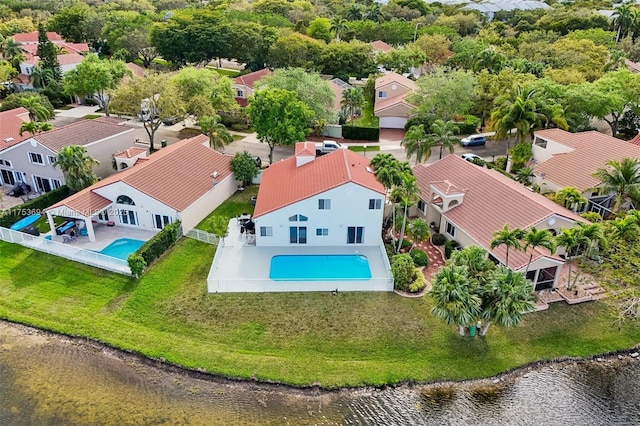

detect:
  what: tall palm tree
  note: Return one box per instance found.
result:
[556,227,589,290]
[522,227,556,275]
[613,2,636,42]
[345,4,363,21]
[576,222,606,259]
[29,65,55,89]
[330,16,349,42]
[1,37,25,62]
[479,266,535,336]
[371,153,405,246]
[52,145,99,192]
[341,87,364,122]
[198,115,233,152]
[19,121,52,136]
[490,225,524,268]
[401,124,439,165]
[429,119,460,160]
[450,245,496,286]
[430,264,482,336]
[364,3,384,23]
[20,96,53,122]
[593,158,640,212]
[491,87,544,145]
[406,218,430,251]
[392,171,420,253]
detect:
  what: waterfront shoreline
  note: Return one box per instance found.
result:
[2,318,638,393]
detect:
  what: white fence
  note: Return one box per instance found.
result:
[0,227,132,276]
[185,229,219,245]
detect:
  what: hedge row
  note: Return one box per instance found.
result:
[342,125,380,141]
[0,186,72,228]
[132,221,182,271]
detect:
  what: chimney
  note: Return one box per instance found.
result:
[294,142,316,167]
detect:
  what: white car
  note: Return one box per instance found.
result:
[461,153,484,163]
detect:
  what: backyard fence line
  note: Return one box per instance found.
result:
[0,227,132,276]
[185,229,219,245]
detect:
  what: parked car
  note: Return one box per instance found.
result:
[162,117,179,126]
[315,140,343,155]
[460,134,487,147]
[461,153,484,164]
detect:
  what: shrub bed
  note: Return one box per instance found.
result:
[410,249,429,267]
[0,186,72,228]
[342,125,380,141]
[431,233,446,246]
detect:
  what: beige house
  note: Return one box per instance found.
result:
[532,129,640,215]
[374,72,416,129]
[232,68,271,107]
[414,155,586,291]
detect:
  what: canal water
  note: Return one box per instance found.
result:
[1,321,639,425]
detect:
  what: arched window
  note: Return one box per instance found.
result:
[116,195,135,205]
[288,214,308,222]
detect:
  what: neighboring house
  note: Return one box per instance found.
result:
[254,142,386,247]
[44,134,235,241]
[11,31,89,91]
[413,154,586,291]
[125,62,146,78]
[532,129,640,215]
[371,40,393,55]
[112,147,148,171]
[374,72,417,129]
[206,142,393,293]
[0,117,136,193]
[0,107,31,186]
[232,68,271,107]
[328,77,352,112]
[625,59,640,73]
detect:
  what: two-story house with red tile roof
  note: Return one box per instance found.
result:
[532,129,640,215]
[374,72,417,129]
[45,134,235,242]
[0,118,137,193]
[414,154,586,291]
[232,68,271,107]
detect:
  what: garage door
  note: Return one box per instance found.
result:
[379,117,408,129]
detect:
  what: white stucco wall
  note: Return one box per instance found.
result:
[0,139,63,190]
[179,174,237,232]
[84,129,137,178]
[255,182,384,247]
[531,135,574,164]
[93,182,178,231]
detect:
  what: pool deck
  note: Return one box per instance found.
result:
[45,224,157,251]
[207,219,394,293]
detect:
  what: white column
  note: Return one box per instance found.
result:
[85,216,96,242]
[46,212,56,236]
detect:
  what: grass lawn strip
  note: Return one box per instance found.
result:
[0,235,638,389]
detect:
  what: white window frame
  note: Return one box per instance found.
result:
[378,91,387,98]
[28,152,44,165]
[0,159,12,167]
[318,199,331,210]
[236,89,244,97]
[347,226,364,244]
[316,228,328,236]
[47,155,56,164]
[446,221,456,237]
[368,199,382,209]
[152,214,172,230]
[260,226,273,237]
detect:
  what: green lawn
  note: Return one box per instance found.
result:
[195,186,258,233]
[348,99,379,128]
[206,66,241,77]
[0,237,637,388]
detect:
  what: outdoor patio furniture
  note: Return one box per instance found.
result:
[56,221,76,235]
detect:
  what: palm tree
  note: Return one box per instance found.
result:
[198,115,233,152]
[392,171,420,253]
[613,2,636,42]
[429,119,460,160]
[1,37,25,62]
[341,87,364,122]
[479,266,535,336]
[491,87,544,145]
[522,227,556,275]
[211,216,229,246]
[52,145,99,192]
[431,264,482,335]
[29,65,55,89]
[593,158,640,212]
[19,121,52,136]
[371,153,406,247]
[554,187,587,212]
[608,215,639,242]
[449,245,496,286]
[576,222,606,259]
[490,225,524,268]
[20,96,53,122]
[472,46,505,74]
[556,227,589,290]
[345,4,363,21]
[364,3,384,23]
[330,16,349,42]
[406,218,430,251]
[401,124,439,165]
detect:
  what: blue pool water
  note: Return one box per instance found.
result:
[269,254,372,281]
[99,238,145,260]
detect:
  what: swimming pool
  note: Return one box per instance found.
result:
[99,238,145,260]
[269,254,372,281]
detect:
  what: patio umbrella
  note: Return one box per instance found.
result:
[9,214,41,231]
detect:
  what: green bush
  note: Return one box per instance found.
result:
[342,125,380,141]
[391,253,416,292]
[401,239,412,249]
[444,240,460,259]
[219,110,250,129]
[493,157,507,171]
[385,243,396,259]
[453,115,481,135]
[410,249,429,267]
[0,186,72,228]
[135,221,182,269]
[408,268,426,293]
[431,233,446,246]
[127,253,147,278]
[404,114,434,131]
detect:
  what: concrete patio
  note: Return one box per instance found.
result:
[207,218,394,293]
[45,223,157,251]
